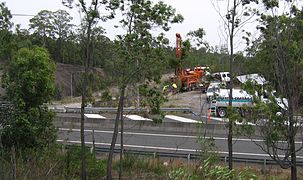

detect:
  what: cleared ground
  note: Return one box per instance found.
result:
[163,91,208,115]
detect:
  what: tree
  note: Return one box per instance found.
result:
[0,2,12,30]
[187,28,209,50]
[105,1,183,178]
[62,0,119,179]
[1,47,56,149]
[29,10,53,48]
[0,2,13,60]
[29,10,74,62]
[211,0,258,170]
[52,10,74,63]
[243,4,303,179]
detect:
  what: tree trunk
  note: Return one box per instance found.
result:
[227,0,236,171]
[107,87,125,180]
[80,12,94,180]
[80,90,86,180]
[289,105,297,180]
[119,101,124,179]
[11,145,16,180]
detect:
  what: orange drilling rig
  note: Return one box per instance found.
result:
[174,33,205,91]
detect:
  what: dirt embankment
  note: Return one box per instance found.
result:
[163,91,208,114]
[55,63,105,97]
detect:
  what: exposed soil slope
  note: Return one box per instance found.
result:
[55,63,105,97]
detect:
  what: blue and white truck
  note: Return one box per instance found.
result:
[210,88,254,118]
[210,88,288,118]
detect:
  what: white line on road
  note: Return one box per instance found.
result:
[58,128,303,144]
[56,139,303,159]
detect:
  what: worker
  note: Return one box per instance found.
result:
[172,83,177,94]
[163,85,168,92]
[172,83,177,89]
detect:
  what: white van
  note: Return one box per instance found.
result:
[213,72,230,83]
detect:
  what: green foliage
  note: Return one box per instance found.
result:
[187,28,209,49]
[101,90,112,101]
[168,159,257,180]
[0,2,13,61]
[107,0,183,87]
[114,154,167,176]
[0,144,108,179]
[29,9,74,62]
[72,71,105,102]
[208,166,257,180]
[207,166,235,179]
[227,106,242,122]
[64,145,106,178]
[3,47,55,109]
[1,47,56,149]
[0,2,13,30]
[1,107,56,149]
[168,167,198,180]
[253,9,303,107]
[139,84,167,115]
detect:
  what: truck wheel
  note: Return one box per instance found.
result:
[218,108,227,118]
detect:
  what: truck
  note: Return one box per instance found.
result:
[210,88,288,118]
[209,88,254,118]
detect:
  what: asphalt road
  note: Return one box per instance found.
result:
[57,127,303,161]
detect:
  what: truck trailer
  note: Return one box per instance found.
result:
[210,88,254,118]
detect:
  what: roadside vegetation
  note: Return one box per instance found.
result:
[0,0,303,179]
[0,144,300,179]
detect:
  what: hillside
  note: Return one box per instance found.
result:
[0,63,105,99]
[55,63,105,97]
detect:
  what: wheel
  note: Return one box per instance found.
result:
[218,108,227,118]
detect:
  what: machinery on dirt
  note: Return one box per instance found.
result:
[173,33,207,91]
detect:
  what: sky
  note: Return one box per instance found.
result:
[4,0,254,50]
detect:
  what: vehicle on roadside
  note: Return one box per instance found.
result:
[209,88,288,118]
[206,84,220,102]
[209,88,253,118]
[212,72,231,84]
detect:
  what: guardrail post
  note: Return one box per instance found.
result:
[263,159,267,173]
[224,156,227,164]
[187,154,191,164]
[153,152,157,159]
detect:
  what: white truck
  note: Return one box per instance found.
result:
[210,88,254,118]
[210,88,288,118]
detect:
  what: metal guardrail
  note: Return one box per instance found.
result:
[51,107,193,114]
[63,144,303,167]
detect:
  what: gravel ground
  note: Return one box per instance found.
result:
[52,89,209,115]
[162,91,209,115]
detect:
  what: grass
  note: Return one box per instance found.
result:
[1,144,302,179]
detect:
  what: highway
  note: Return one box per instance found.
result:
[57,126,303,161]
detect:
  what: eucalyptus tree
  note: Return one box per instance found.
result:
[187,28,209,51]
[241,2,303,179]
[0,2,12,30]
[62,0,119,179]
[29,9,74,62]
[0,2,13,60]
[211,0,258,170]
[105,0,183,178]
[52,10,74,62]
[29,10,54,48]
